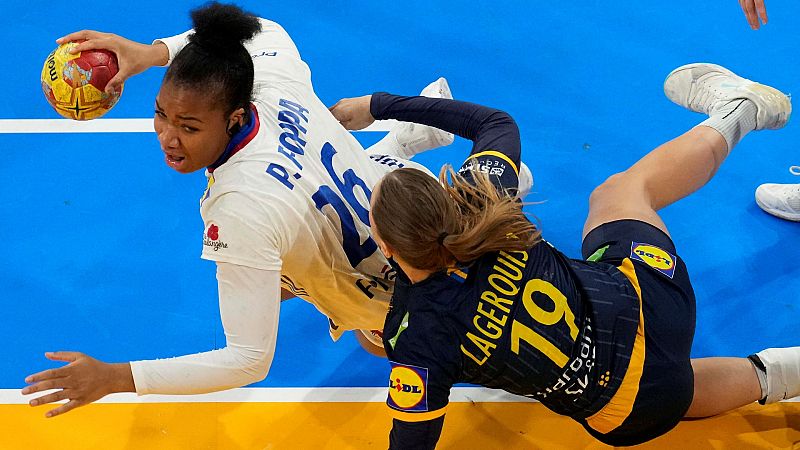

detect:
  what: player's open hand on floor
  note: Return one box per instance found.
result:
[329,95,374,130]
[22,351,134,418]
[56,30,169,95]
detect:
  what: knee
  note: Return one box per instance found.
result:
[589,172,637,207]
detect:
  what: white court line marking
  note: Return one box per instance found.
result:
[2,387,534,404]
[0,119,394,134]
[5,387,800,405]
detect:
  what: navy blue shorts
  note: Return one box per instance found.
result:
[580,219,696,446]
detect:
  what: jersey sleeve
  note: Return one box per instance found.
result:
[153,30,192,66]
[386,328,458,420]
[384,319,460,448]
[130,263,281,394]
[200,191,286,271]
[389,416,445,450]
[154,19,311,88]
[247,19,311,86]
[370,93,521,193]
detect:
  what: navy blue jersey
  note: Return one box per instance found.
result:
[370,93,646,448]
[372,93,697,449]
[370,92,521,194]
[383,242,641,419]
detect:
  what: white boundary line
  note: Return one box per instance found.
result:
[4,387,799,405]
[1,387,533,404]
[0,119,394,134]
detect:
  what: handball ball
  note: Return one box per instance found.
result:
[41,42,123,120]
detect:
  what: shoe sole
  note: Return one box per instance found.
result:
[755,196,800,221]
[665,63,791,130]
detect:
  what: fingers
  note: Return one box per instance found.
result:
[105,75,125,95]
[328,99,343,112]
[45,351,81,363]
[29,389,70,407]
[56,30,101,45]
[21,378,65,395]
[46,400,81,418]
[739,0,760,29]
[70,39,111,54]
[328,102,352,128]
[25,352,81,383]
[755,0,768,25]
[25,366,66,384]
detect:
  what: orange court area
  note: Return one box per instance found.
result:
[3,401,799,449]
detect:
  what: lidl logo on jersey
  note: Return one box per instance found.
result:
[630,242,676,278]
[203,223,229,252]
[387,362,428,412]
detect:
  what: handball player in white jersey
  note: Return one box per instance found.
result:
[21,2,459,416]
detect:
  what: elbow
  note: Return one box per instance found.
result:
[231,346,275,384]
[245,352,274,383]
[488,110,519,133]
[479,109,520,141]
[243,357,272,383]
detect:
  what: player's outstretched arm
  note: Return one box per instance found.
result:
[22,263,281,417]
[56,30,169,95]
[331,93,523,194]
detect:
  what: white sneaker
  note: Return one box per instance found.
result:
[755,182,800,222]
[664,63,791,130]
[367,77,455,159]
[517,162,533,200]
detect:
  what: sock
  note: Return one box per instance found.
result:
[747,354,769,404]
[697,99,758,154]
[753,347,800,404]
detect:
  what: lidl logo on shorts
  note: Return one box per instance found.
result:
[387,362,428,412]
[630,242,676,278]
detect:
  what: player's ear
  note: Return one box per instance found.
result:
[226,107,246,135]
[377,240,394,259]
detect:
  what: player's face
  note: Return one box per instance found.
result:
[153,83,235,174]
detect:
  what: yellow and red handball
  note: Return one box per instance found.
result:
[41,42,123,120]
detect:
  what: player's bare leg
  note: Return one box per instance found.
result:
[583,63,793,418]
[583,126,729,238]
[688,348,800,417]
[686,357,762,417]
[583,63,790,238]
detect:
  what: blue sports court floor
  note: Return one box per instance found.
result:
[3,1,799,448]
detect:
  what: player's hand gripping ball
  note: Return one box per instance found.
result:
[41,42,123,120]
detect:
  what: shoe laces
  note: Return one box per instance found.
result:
[692,74,730,113]
[787,166,800,200]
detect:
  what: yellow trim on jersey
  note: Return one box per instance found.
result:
[388,406,448,422]
[201,174,215,205]
[465,150,519,175]
[585,257,646,435]
[447,268,468,280]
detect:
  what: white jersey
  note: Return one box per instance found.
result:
[160,19,429,336]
